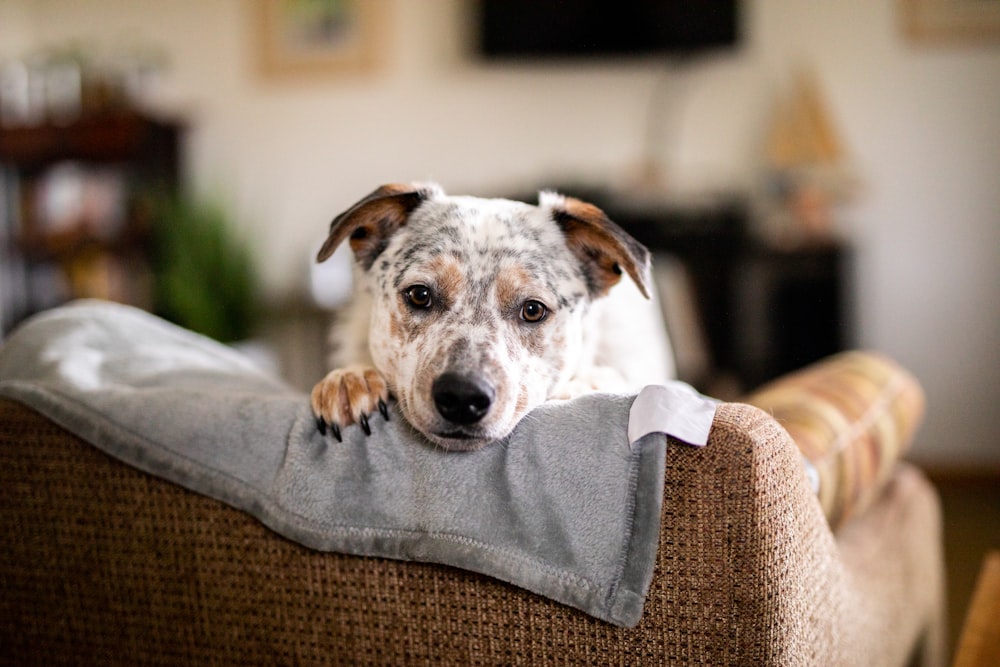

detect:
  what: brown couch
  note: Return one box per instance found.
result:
[0,363,945,665]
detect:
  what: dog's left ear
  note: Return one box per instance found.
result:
[542,192,652,299]
[317,182,443,269]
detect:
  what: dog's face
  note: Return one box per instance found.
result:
[317,183,650,450]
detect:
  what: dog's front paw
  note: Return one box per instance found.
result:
[311,365,390,441]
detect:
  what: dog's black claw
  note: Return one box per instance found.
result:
[378,399,390,421]
[316,416,327,436]
[331,423,342,442]
[360,413,372,436]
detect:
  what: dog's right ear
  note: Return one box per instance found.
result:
[541,192,653,300]
[317,183,443,269]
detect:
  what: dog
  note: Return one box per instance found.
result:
[311,182,674,450]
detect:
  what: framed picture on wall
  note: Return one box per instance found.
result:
[901,0,1000,43]
[256,0,386,77]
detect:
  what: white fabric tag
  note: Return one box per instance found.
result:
[628,383,719,449]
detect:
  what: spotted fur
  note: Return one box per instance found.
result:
[311,183,674,450]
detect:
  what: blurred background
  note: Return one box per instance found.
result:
[0,0,1000,454]
[1,0,999,649]
[1,0,998,465]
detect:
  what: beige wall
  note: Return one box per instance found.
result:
[3,0,999,467]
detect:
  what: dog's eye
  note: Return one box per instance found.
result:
[520,300,548,323]
[404,285,433,309]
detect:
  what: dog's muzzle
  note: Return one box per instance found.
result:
[432,372,494,425]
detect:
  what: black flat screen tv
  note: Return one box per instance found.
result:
[477,0,740,60]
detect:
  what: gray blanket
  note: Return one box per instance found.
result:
[0,300,717,627]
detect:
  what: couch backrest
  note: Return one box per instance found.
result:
[0,399,942,666]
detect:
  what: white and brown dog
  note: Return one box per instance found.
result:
[311,183,674,450]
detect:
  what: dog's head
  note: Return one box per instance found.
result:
[317,182,651,450]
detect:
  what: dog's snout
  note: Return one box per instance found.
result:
[432,372,494,425]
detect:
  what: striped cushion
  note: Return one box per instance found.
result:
[745,351,925,528]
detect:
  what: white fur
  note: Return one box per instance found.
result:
[312,184,675,450]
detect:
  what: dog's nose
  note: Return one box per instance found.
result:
[432,373,494,425]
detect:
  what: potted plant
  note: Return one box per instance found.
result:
[149,195,259,343]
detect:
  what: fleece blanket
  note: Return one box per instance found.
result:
[0,300,717,627]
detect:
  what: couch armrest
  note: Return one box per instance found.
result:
[667,403,945,666]
[0,398,944,666]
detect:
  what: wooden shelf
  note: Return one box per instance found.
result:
[1,112,181,335]
[0,112,179,167]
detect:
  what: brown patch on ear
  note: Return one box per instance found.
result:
[316,183,435,270]
[549,196,652,299]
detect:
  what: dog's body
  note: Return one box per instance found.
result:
[312,183,674,450]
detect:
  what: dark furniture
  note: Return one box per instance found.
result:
[734,241,849,387]
[0,112,181,336]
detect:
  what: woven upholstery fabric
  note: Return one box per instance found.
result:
[0,398,946,666]
[745,351,926,528]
